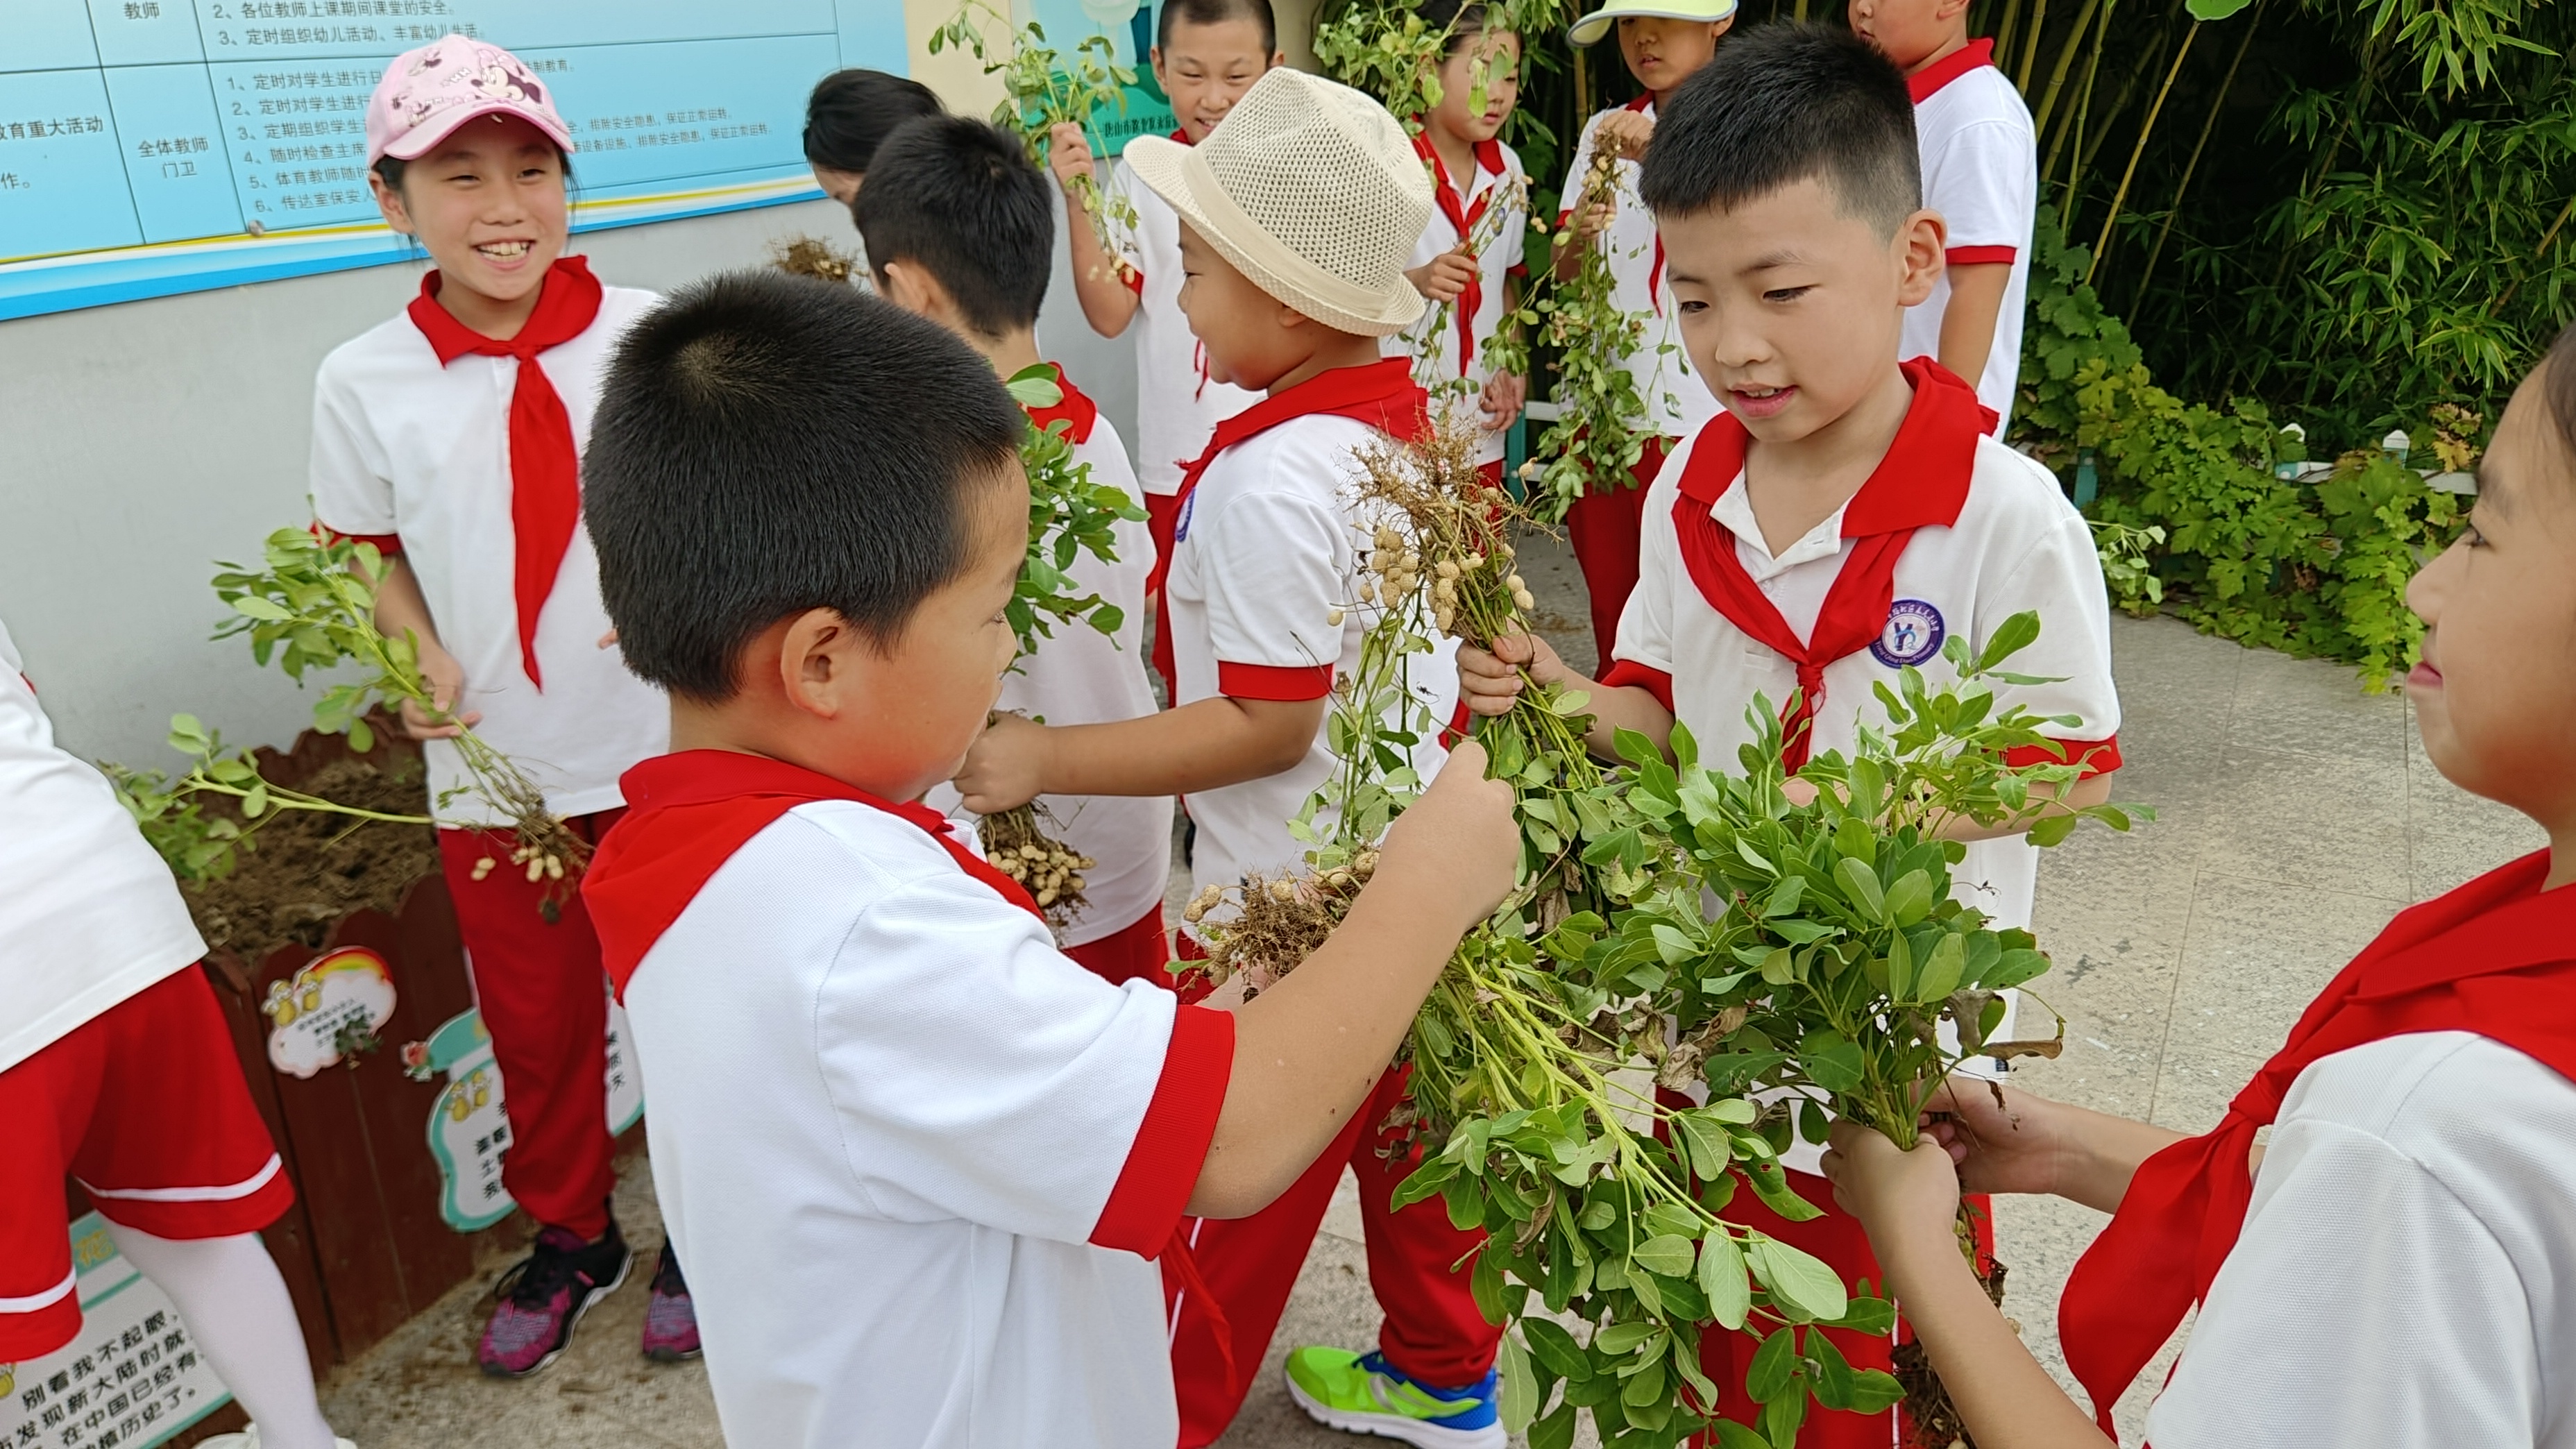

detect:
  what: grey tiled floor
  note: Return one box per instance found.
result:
[316,527,2545,1447]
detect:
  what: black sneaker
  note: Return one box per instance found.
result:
[641,1243,702,1362]
[475,1220,632,1378]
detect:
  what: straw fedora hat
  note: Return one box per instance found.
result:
[1123,68,1432,337]
[1568,0,1739,46]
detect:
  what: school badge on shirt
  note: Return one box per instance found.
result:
[1871,599,1945,667]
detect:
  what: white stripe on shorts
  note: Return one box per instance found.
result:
[1,1264,77,1314]
[77,1151,282,1203]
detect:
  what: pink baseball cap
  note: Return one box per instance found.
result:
[366,34,577,166]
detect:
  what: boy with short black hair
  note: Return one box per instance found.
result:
[1849,0,2036,426]
[1050,0,1280,584]
[1457,25,2119,1446]
[851,114,1174,985]
[954,67,1507,1449]
[576,271,1517,1449]
[1555,0,1738,664]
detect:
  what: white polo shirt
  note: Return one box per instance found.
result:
[1899,40,2037,429]
[1402,135,1530,467]
[310,284,670,827]
[2149,1031,2576,1449]
[621,794,1232,1449]
[0,614,209,1075]
[1107,148,1263,496]
[1163,409,1457,920]
[925,380,1172,945]
[1610,379,2117,1166]
[1558,101,1722,443]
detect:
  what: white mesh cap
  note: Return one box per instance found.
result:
[1124,68,1433,337]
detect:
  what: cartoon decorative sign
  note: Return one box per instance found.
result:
[0,1214,235,1449]
[262,946,398,1078]
[412,985,645,1232]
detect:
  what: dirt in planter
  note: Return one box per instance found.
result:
[183,754,441,965]
[1893,1237,2010,1449]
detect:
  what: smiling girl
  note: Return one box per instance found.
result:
[309,35,686,1378]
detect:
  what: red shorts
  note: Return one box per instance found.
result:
[0,966,294,1359]
[1062,903,1178,988]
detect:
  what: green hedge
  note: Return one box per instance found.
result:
[2012,207,2466,689]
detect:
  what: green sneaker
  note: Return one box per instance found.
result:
[1283,1346,1505,1449]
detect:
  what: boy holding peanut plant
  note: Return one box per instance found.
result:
[955,67,1506,1449]
[1459,26,2120,1444]
[1823,326,2576,1449]
[573,271,1519,1449]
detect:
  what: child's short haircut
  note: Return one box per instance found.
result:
[851,116,1054,339]
[802,68,942,175]
[585,272,1026,702]
[1639,24,1920,235]
[1159,0,1277,53]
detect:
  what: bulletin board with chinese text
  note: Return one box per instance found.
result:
[0,1,907,320]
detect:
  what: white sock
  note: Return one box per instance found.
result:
[104,1227,340,1449]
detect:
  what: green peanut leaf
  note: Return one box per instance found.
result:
[1750,1237,1849,1321]
[1520,1318,1591,1382]
[1593,1319,1659,1356]
[1498,1331,1539,1433]
[1744,1325,1798,1403]
[1697,1230,1750,1330]
[1833,855,1886,920]
[1632,1233,1696,1279]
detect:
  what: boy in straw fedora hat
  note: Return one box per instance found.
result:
[955,65,1510,1449]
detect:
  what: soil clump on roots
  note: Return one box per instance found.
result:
[1891,1215,2010,1449]
[180,754,439,964]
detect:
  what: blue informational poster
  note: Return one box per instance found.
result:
[1024,0,1174,156]
[0,1,908,320]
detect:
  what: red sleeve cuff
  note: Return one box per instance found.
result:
[1441,699,1473,749]
[310,521,402,556]
[1123,266,1146,296]
[1507,262,1530,280]
[1090,1003,1235,1255]
[1945,245,2017,266]
[2003,734,2121,777]
[1600,659,1675,713]
[1218,661,1335,701]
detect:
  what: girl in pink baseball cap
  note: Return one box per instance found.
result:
[316,35,697,1377]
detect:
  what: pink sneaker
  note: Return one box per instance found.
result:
[476,1223,632,1378]
[641,1243,702,1362]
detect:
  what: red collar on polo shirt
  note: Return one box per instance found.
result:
[2060,849,2576,1435]
[1906,37,1997,103]
[1022,362,1099,446]
[1411,128,1508,375]
[1668,358,1992,769]
[1147,358,1430,693]
[408,255,604,692]
[582,749,1044,998]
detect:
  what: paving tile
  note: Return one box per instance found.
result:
[2148,1046,2269,1136]
[2006,1026,2166,1125]
[2164,874,2402,1067]
[2177,744,2414,903]
[2226,641,2409,764]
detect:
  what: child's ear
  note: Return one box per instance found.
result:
[370,173,413,236]
[777,608,858,721]
[1895,209,1946,309]
[877,260,954,329]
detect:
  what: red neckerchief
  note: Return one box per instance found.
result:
[1620,95,1666,315]
[1147,359,1430,693]
[582,749,1043,997]
[407,255,604,690]
[1906,36,1997,103]
[1670,359,1992,770]
[2060,849,2576,1437]
[1023,361,1099,446]
[1410,129,1508,375]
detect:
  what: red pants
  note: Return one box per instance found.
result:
[1064,903,1178,988]
[1163,938,1498,1445]
[1689,1171,1998,1448]
[1564,436,1672,666]
[437,810,623,1239]
[2,967,294,1358]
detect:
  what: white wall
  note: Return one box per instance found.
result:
[0,198,1139,772]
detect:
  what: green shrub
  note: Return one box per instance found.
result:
[2015,207,2464,689]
